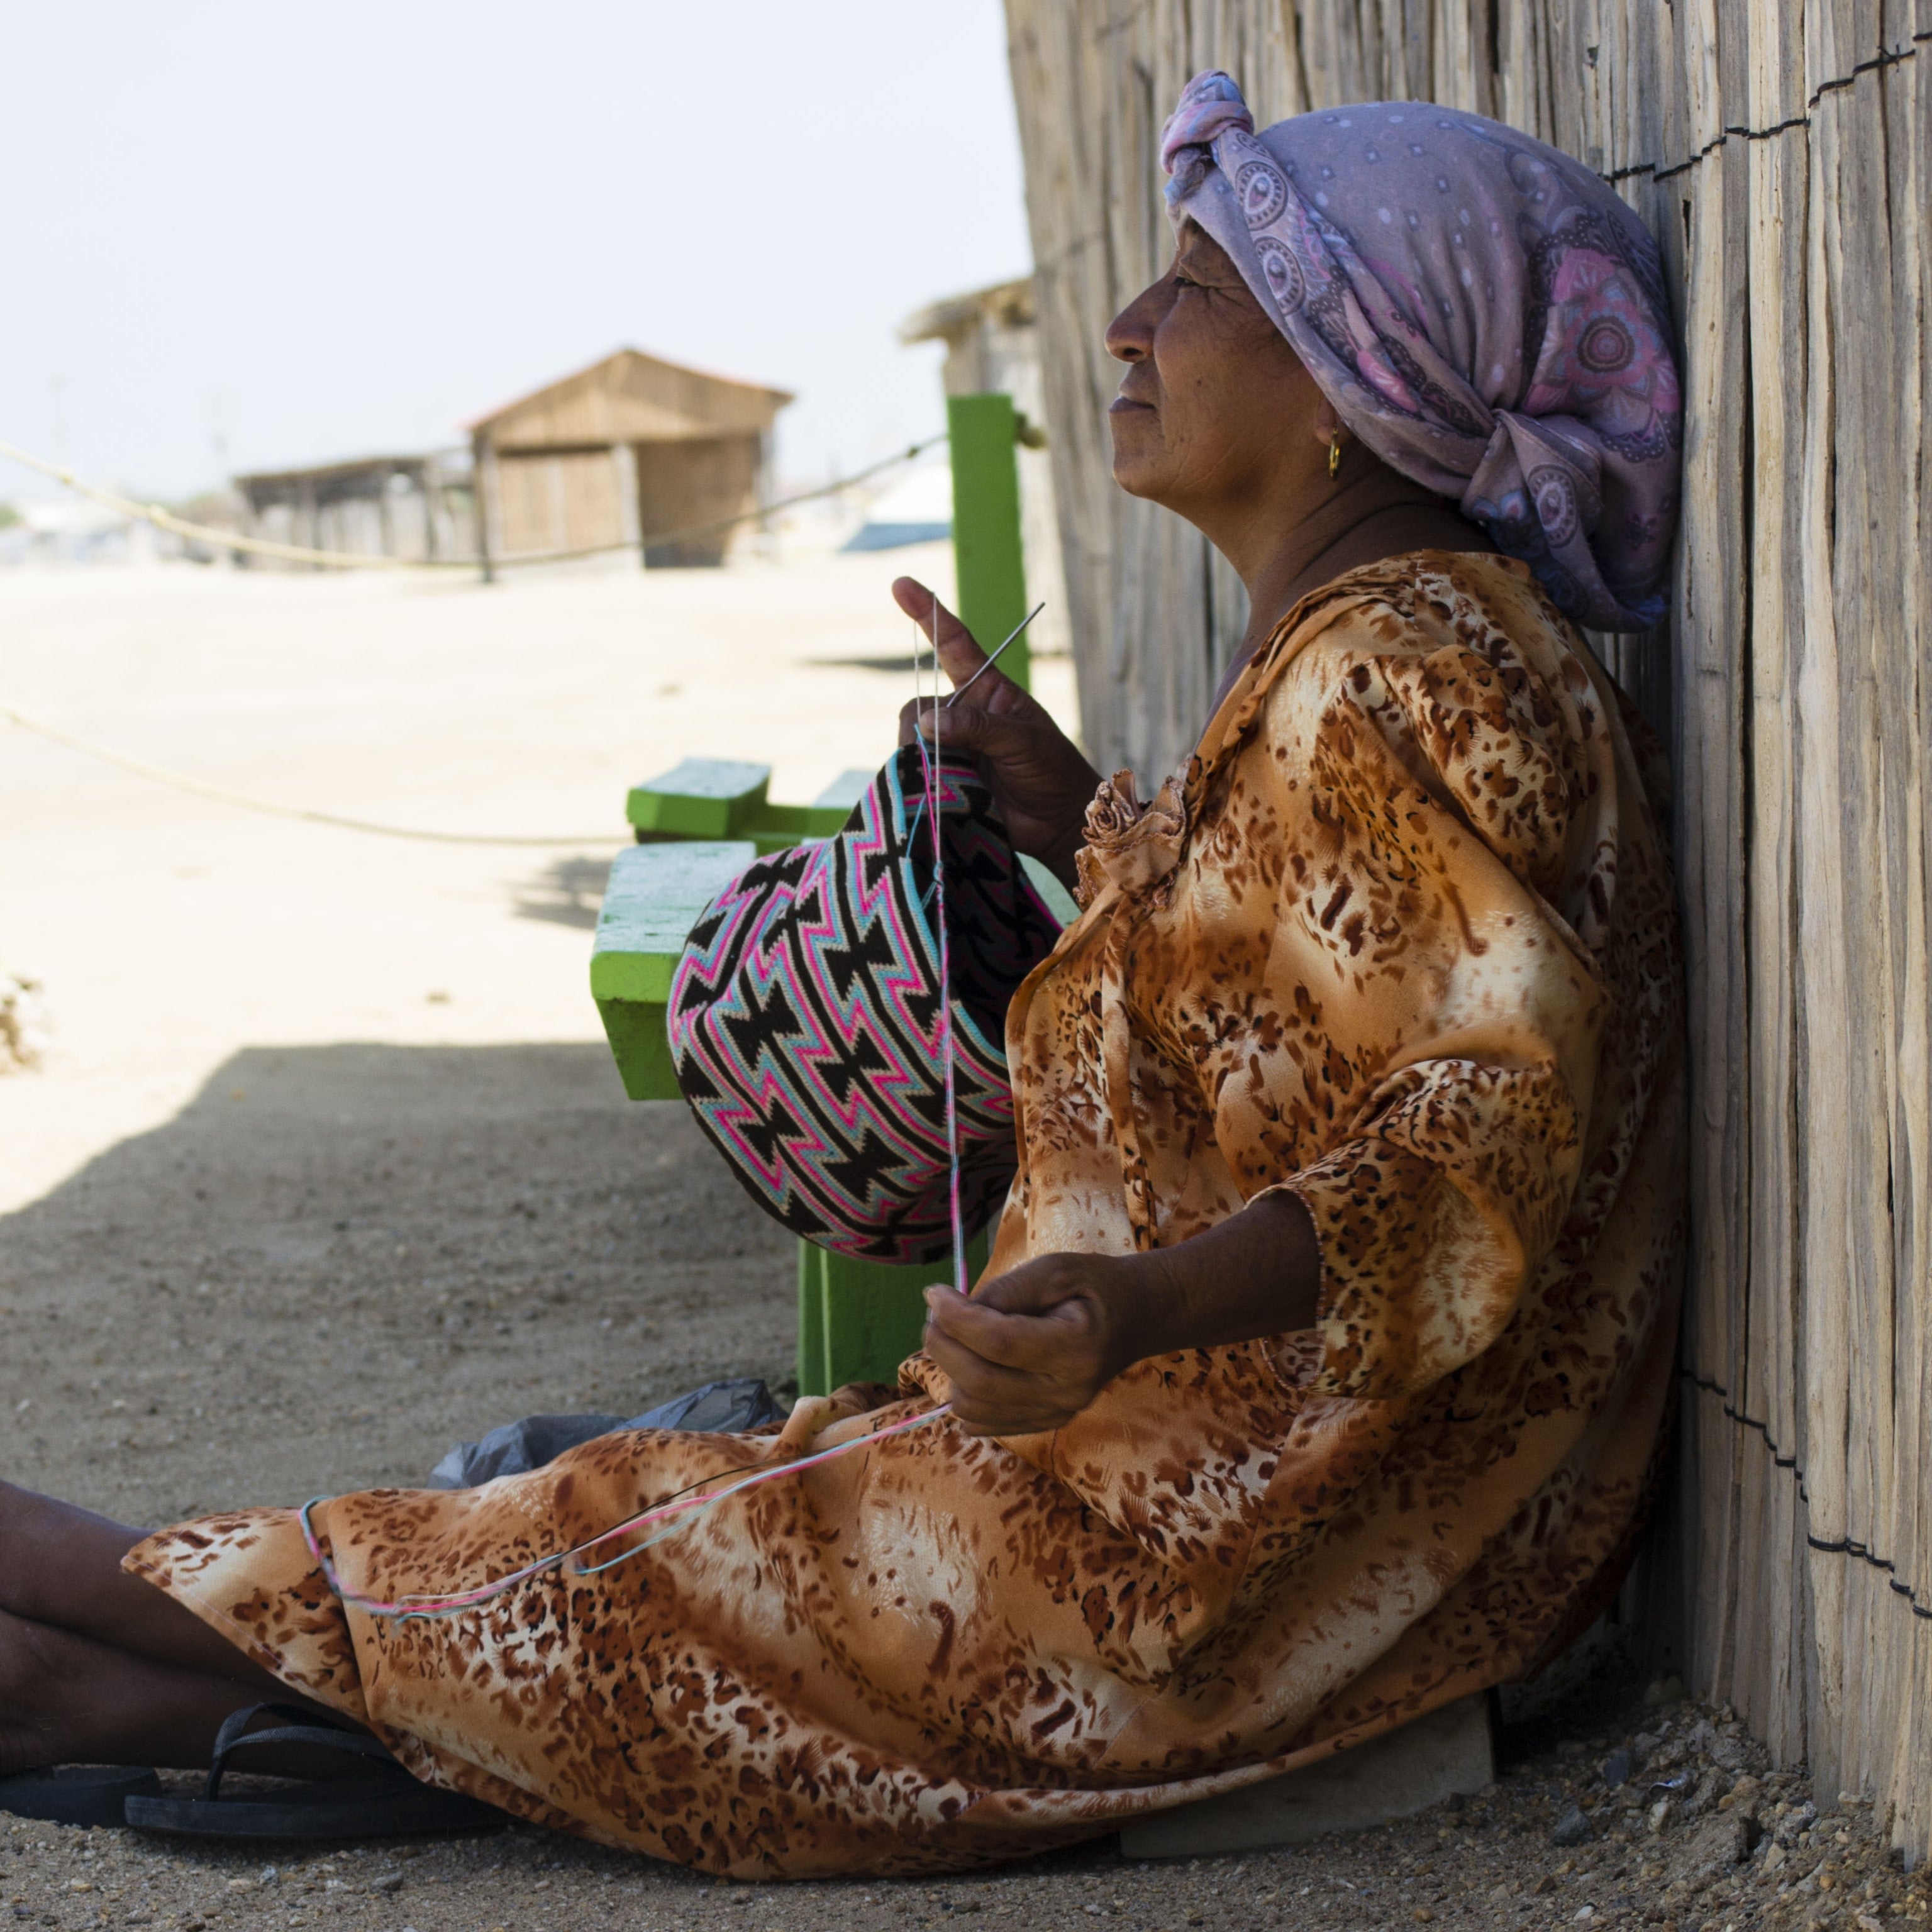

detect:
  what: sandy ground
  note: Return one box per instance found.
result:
[1,557,1916,1929]
[0,544,1044,1214]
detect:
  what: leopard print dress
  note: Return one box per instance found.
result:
[126,553,1685,1878]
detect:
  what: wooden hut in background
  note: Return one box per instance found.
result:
[232,452,473,567]
[467,348,792,568]
[1004,0,1932,1859]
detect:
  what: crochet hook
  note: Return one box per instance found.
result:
[944,602,1046,708]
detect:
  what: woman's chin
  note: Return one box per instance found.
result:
[1106,411,1170,500]
[1107,451,1170,503]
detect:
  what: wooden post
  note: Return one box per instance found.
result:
[796,1234,991,1397]
[421,459,439,564]
[375,464,394,560]
[947,392,1030,692]
[470,431,496,585]
[298,476,319,573]
[613,440,642,567]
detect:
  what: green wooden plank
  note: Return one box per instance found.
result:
[796,1244,830,1401]
[596,997,677,1101]
[591,840,757,1002]
[948,393,1030,694]
[626,757,770,838]
[591,840,755,1097]
[745,802,847,852]
[811,768,874,814]
[741,769,877,853]
[795,1230,994,1396]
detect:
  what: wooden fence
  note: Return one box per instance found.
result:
[1003,0,1932,1859]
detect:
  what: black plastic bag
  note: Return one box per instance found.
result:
[425,1377,785,1489]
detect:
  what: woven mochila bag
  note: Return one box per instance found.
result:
[667,745,1062,1264]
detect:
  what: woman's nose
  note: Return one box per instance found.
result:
[1105,282,1162,364]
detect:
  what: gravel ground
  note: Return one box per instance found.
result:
[3,1040,1923,1928]
[2,1682,1924,1931]
[0,1042,797,1524]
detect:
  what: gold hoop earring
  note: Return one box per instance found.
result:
[1328,433,1342,482]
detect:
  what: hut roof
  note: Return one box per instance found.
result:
[233,452,460,492]
[467,348,794,452]
[898,277,1036,349]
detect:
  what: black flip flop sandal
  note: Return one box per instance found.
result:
[0,1767,161,1828]
[124,1702,502,1840]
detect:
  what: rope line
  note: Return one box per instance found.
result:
[477,435,950,570]
[0,433,948,573]
[1682,1368,1931,1621]
[1,700,621,847]
[1602,31,1928,185]
[0,438,452,570]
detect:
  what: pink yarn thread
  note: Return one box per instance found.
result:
[299,1403,949,1622]
[926,595,970,1298]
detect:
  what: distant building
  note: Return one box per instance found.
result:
[232,453,472,567]
[0,495,162,567]
[467,348,793,568]
[898,279,1069,658]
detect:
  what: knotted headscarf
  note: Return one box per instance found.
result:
[1162,72,1680,631]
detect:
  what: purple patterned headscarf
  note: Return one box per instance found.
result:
[1162,72,1680,631]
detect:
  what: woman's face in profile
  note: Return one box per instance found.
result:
[1104,220,1322,519]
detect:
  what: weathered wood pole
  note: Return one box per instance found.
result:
[470,430,496,584]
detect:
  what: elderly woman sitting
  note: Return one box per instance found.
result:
[0,75,1682,1877]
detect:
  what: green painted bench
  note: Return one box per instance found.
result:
[626,758,873,855]
[590,770,1069,1396]
[591,389,1052,1397]
[591,838,758,1102]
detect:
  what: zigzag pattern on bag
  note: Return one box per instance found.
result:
[668,747,1061,1263]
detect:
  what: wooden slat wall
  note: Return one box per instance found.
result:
[494,450,625,558]
[1004,0,1932,1858]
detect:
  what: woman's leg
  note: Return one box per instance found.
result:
[0,1609,289,1775]
[0,1480,274,1682]
[0,1482,374,1777]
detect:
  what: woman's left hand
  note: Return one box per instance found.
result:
[922,1191,1324,1437]
[922,1253,1143,1437]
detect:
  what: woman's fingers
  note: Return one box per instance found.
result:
[922,1281,1113,1440]
[928,1355,1075,1436]
[906,696,1018,753]
[924,1286,1046,1372]
[923,1314,1045,1411]
[891,577,1002,694]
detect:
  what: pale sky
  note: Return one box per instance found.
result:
[0,1,1031,503]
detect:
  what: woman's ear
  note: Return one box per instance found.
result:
[1311,395,1345,452]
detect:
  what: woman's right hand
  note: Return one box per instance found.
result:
[892,577,1099,890]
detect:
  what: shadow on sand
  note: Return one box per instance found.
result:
[511,856,614,930]
[0,1040,795,1528]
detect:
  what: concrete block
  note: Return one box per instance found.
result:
[1118,1693,1494,1859]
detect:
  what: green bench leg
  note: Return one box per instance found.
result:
[796,1230,993,1397]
